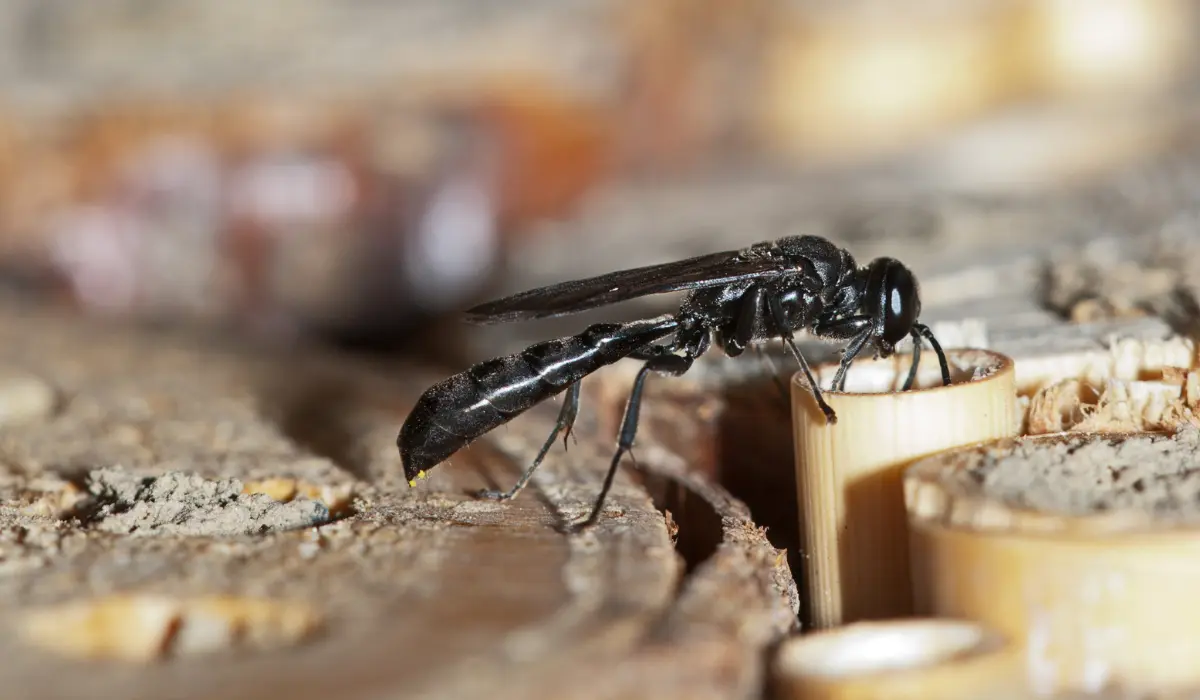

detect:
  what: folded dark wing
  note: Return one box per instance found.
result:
[465,251,786,324]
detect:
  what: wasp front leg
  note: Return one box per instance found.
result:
[765,290,836,423]
[813,315,874,392]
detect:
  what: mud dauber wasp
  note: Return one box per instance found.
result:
[399,235,951,528]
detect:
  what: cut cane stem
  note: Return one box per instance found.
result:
[906,429,1200,696]
[772,619,1024,700]
[793,348,1018,629]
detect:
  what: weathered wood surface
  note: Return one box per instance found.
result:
[0,299,796,700]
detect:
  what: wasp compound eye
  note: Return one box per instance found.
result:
[882,262,920,347]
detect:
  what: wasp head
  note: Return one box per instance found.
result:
[863,257,920,356]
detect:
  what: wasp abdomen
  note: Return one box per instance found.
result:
[398,317,677,481]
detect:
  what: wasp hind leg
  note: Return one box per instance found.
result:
[577,349,694,530]
[477,381,582,501]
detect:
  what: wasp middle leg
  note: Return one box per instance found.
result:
[813,315,873,393]
[577,340,702,530]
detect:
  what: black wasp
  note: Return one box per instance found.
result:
[398,235,951,528]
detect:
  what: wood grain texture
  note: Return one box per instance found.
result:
[0,298,796,700]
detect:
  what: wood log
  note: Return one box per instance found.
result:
[0,298,795,699]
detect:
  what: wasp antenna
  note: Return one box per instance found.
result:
[902,326,923,391]
[915,323,951,386]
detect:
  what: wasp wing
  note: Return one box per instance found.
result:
[465,250,788,324]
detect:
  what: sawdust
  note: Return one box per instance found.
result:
[79,469,332,536]
[962,426,1200,519]
[1025,372,1200,435]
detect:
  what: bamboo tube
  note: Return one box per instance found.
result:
[771,619,1026,700]
[793,348,1018,629]
[906,430,1200,695]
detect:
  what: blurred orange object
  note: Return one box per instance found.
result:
[616,0,773,169]
[474,82,616,232]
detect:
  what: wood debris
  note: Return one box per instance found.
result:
[18,594,324,662]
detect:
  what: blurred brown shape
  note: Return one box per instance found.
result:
[0,0,1194,343]
[0,77,621,343]
[473,82,615,231]
[616,0,1199,168]
[616,0,774,168]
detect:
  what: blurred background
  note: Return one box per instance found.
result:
[0,0,1197,356]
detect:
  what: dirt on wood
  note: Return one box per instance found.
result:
[79,469,333,537]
